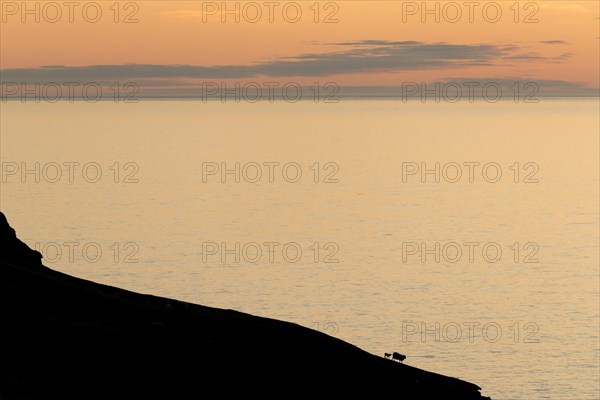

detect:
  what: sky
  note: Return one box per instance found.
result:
[0,1,598,96]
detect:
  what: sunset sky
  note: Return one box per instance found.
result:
[1,1,598,94]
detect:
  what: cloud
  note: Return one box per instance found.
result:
[346,79,598,99]
[331,40,422,46]
[0,41,576,83]
[440,77,595,92]
[540,40,569,45]
[102,79,600,99]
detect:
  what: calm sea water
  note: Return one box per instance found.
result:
[1,99,598,400]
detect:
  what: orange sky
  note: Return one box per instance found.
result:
[1,1,598,88]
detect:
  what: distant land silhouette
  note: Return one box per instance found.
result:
[0,211,491,399]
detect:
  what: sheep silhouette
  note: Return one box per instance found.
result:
[392,352,406,363]
[384,353,392,359]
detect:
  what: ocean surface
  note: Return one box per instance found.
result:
[1,99,598,400]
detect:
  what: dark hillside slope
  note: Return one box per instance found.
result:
[0,211,491,400]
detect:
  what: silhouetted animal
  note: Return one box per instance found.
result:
[384,353,391,359]
[392,352,406,363]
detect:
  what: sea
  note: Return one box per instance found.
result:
[1,98,598,400]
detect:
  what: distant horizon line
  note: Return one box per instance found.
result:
[1,83,598,102]
[1,95,598,102]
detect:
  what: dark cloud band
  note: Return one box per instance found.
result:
[0,40,571,82]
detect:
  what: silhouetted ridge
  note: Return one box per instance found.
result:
[0,211,492,400]
[0,212,43,267]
